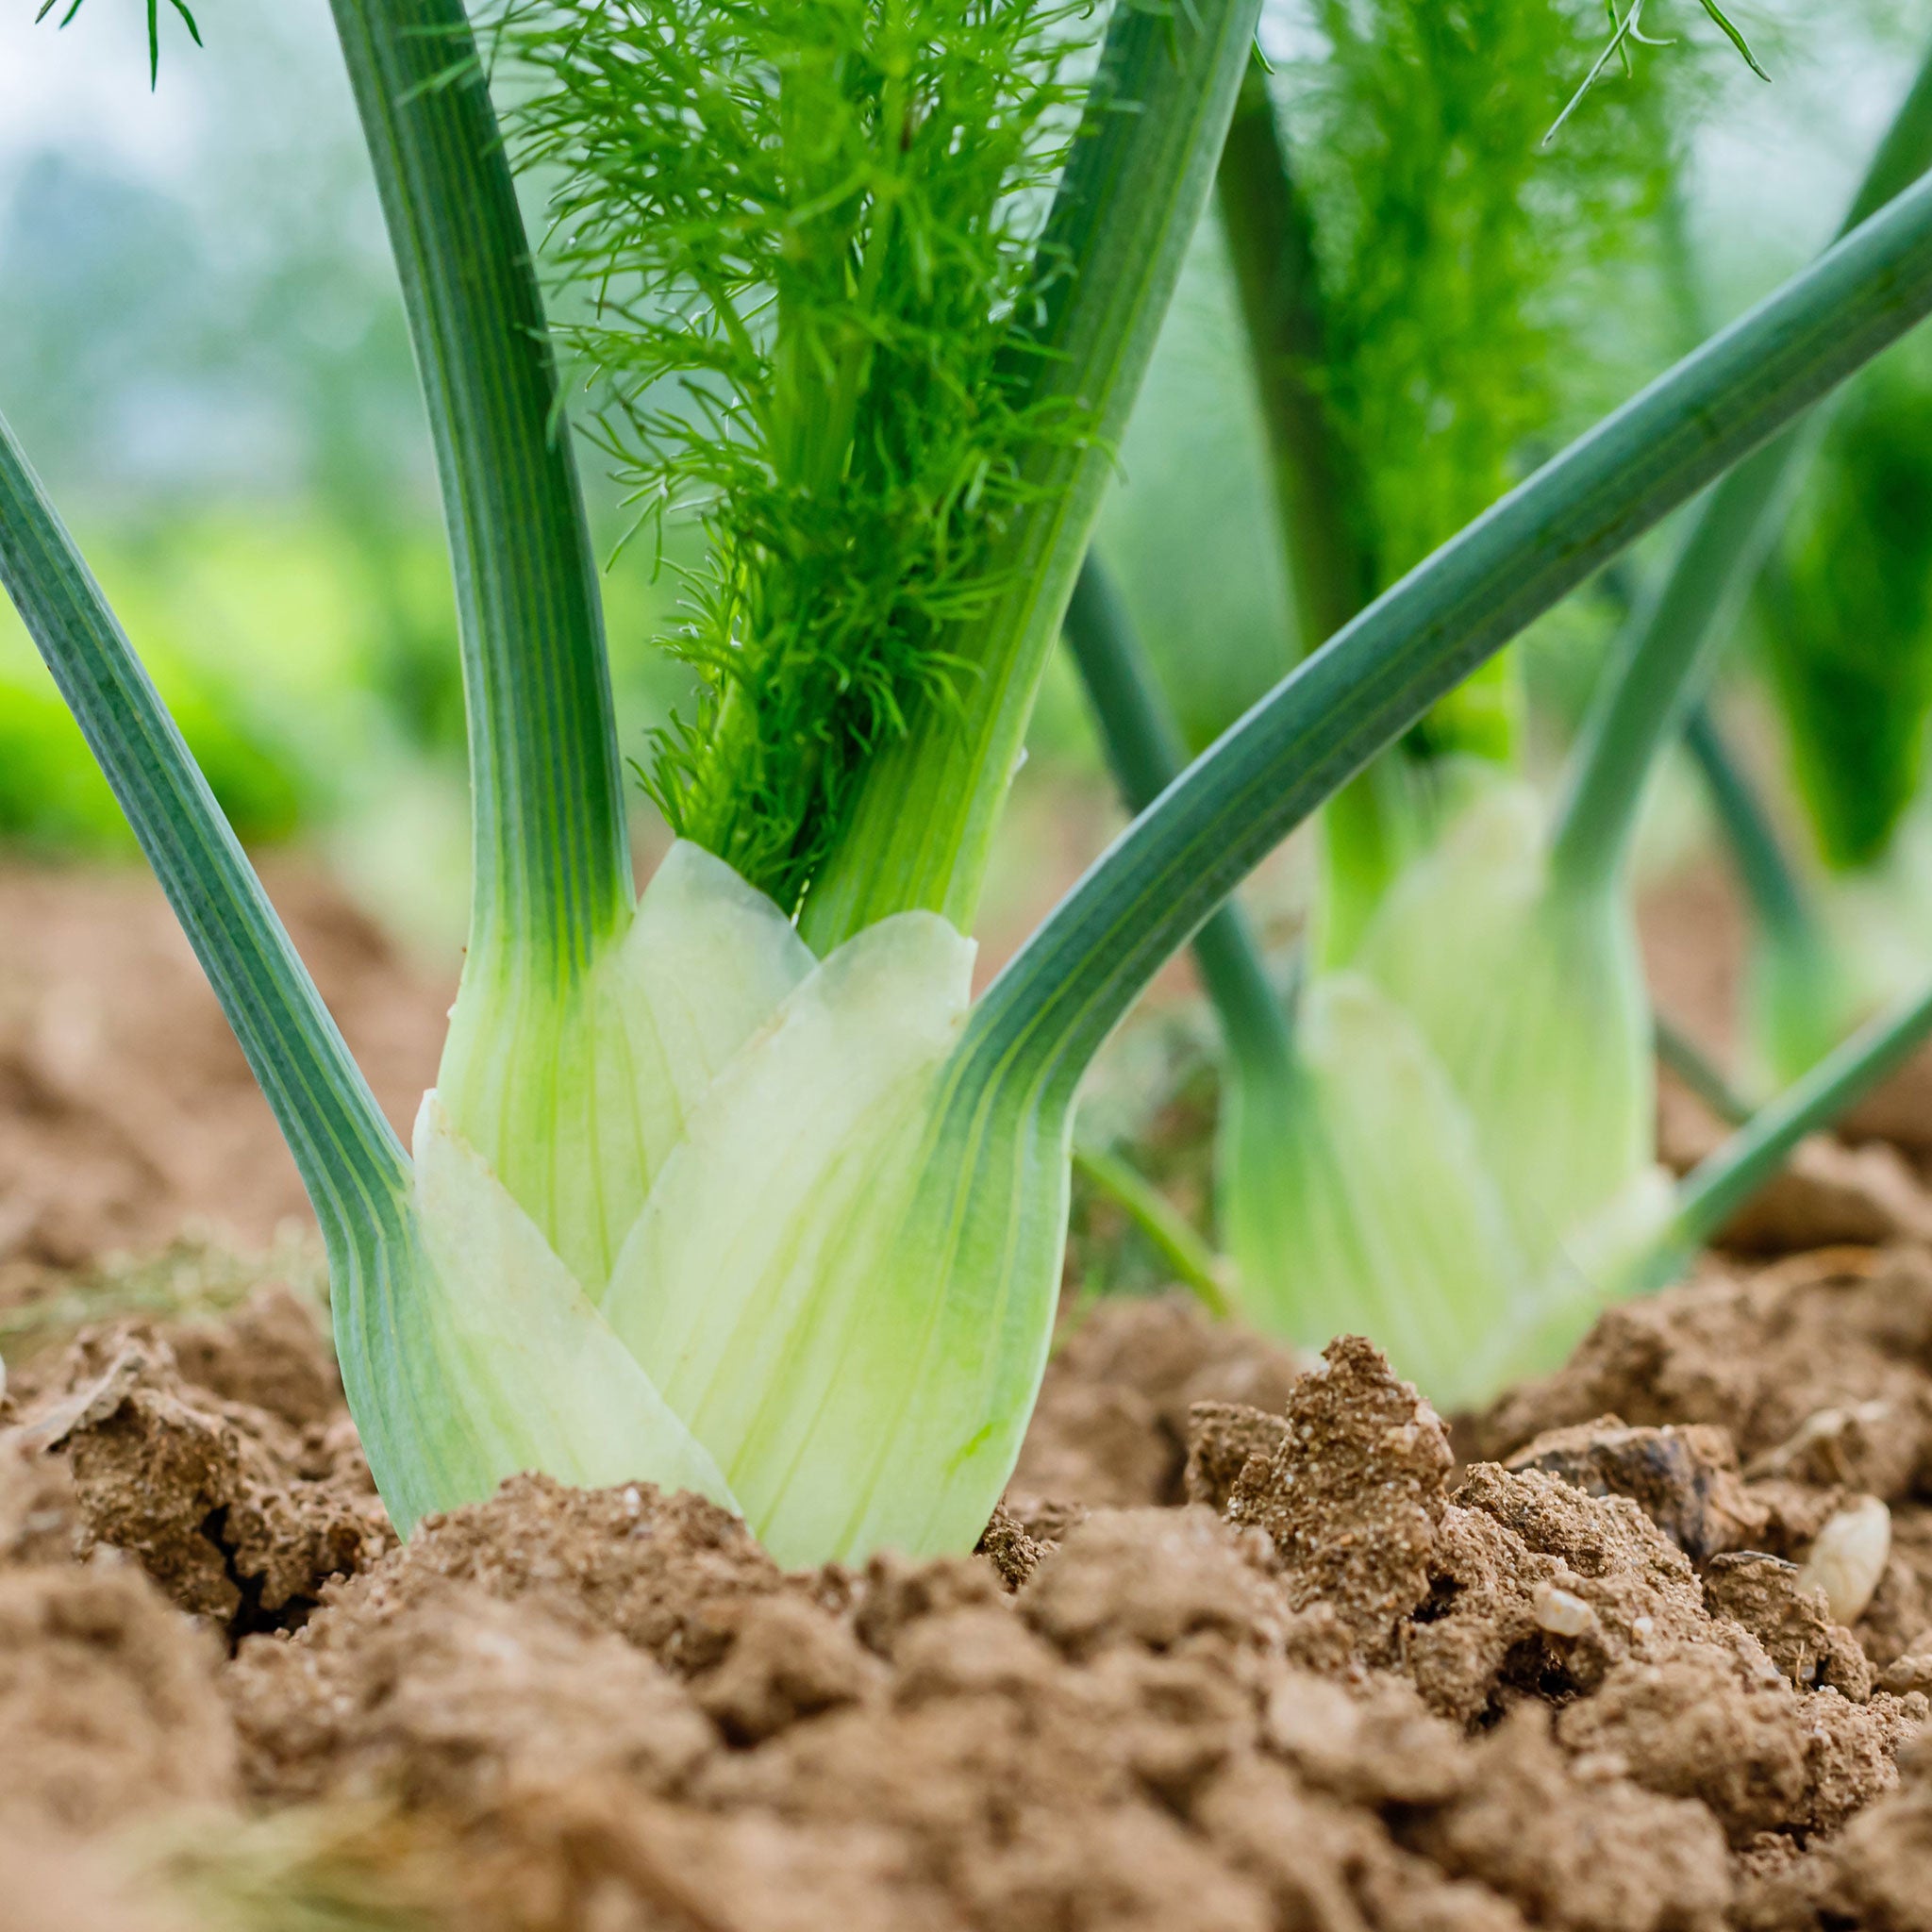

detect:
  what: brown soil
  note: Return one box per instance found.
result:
[1,865,1931,1927]
[0,859,450,1287]
[0,1257,1926,1931]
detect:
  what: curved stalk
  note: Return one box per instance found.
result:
[1062,554,1295,1072]
[1646,974,1932,1281]
[964,166,1932,1106]
[0,415,408,1247]
[329,0,630,981]
[1547,35,1932,896]
[798,0,1263,953]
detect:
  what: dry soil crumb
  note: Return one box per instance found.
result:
[1478,1245,1932,1502]
[356,1472,792,1674]
[1704,1550,1875,1699]
[228,1576,718,1807]
[1411,1704,1732,1932]
[1505,1416,1769,1562]
[1813,1738,1932,1931]
[0,1290,389,1626]
[1227,1334,1453,1661]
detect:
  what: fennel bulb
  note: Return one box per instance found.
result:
[351,841,1067,1567]
[1223,784,1673,1409]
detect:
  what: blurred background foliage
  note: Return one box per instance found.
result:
[7,0,1932,984]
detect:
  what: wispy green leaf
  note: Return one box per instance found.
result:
[1547,0,1766,147]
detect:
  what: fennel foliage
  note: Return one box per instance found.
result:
[499,0,1093,918]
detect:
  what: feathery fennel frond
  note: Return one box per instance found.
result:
[1544,0,1767,149]
[1294,0,1685,620]
[495,0,1094,916]
[1250,0,1698,785]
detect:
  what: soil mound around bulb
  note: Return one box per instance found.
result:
[2,1270,1929,1928]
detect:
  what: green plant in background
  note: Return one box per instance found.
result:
[1720,343,1932,1090]
[12,0,1932,1559]
[1765,351,1932,874]
[0,628,300,851]
[1069,26,1932,1407]
[1218,1,1701,959]
[1589,39,1932,1095]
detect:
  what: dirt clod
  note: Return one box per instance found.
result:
[1479,1249,1932,1503]
[1184,1398,1293,1513]
[694,1593,885,1743]
[1506,1415,1768,1562]
[1706,1550,1876,1699]
[228,1577,716,1808]
[1227,1336,1454,1661]
[974,1499,1051,1591]
[1814,1740,1932,1931]
[0,1306,388,1627]
[1412,1706,1732,1932]
[1019,1505,1292,1661]
[1403,1463,1712,1722]
[1718,1138,1932,1255]
[362,1472,789,1676]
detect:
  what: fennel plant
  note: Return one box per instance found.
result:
[1071,28,1932,1407]
[1569,31,1932,1097]
[10,0,1932,1556]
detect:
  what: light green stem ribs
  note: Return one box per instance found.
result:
[421,842,1068,1562]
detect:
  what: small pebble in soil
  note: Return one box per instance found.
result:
[1534,1584,1595,1637]
[1801,1496,1894,1627]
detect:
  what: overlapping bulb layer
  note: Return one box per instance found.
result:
[1226,785,1674,1411]
[343,843,1067,1567]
